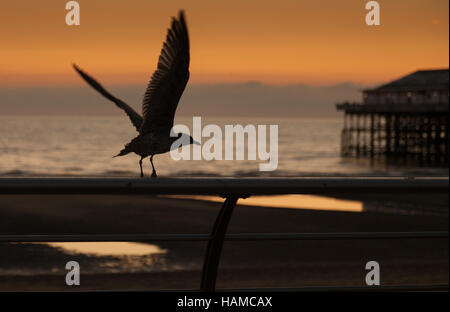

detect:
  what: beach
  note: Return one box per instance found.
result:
[0,194,447,291]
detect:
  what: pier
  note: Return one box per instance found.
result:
[337,69,449,166]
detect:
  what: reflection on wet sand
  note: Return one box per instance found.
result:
[47,242,167,256]
[167,194,363,212]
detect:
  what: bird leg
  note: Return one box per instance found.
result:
[150,155,157,178]
[139,158,144,178]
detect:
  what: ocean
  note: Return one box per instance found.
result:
[0,115,447,177]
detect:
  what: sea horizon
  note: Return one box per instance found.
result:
[1,115,448,178]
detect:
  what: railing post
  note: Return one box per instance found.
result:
[200,195,239,292]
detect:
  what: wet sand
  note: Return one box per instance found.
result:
[0,195,448,291]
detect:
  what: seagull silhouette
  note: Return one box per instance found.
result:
[73,11,198,178]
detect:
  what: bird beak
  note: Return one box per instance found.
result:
[193,140,201,146]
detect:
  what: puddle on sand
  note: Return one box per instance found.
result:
[47,242,167,256]
[167,194,363,212]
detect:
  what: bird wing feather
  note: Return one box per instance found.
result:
[139,10,190,136]
[73,64,143,132]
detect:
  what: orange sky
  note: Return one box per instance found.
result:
[0,0,448,86]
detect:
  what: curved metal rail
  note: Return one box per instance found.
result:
[0,177,448,292]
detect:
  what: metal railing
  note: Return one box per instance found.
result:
[0,177,448,292]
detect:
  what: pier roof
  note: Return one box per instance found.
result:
[364,69,449,93]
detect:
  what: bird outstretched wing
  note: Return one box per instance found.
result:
[73,64,143,132]
[139,10,190,136]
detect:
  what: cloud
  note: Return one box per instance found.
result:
[0,82,365,117]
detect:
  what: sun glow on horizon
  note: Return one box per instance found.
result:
[0,0,448,87]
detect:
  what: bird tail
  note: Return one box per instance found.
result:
[113,135,142,158]
[113,145,132,158]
